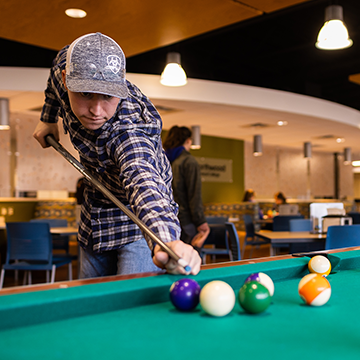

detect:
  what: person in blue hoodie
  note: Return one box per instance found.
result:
[33,33,201,278]
[163,126,210,251]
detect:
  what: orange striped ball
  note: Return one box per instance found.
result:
[298,273,331,306]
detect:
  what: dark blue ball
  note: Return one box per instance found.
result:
[170,278,201,311]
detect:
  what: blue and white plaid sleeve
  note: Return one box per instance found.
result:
[108,128,181,247]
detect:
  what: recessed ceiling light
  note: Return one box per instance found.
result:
[65,8,87,19]
[336,137,345,143]
[277,120,288,126]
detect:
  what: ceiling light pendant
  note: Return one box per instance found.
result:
[253,135,262,156]
[190,126,201,149]
[304,142,312,158]
[65,8,87,19]
[160,52,187,87]
[315,5,353,50]
[0,98,10,130]
[344,147,351,165]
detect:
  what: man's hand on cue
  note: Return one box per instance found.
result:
[153,241,201,275]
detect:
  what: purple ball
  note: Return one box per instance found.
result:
[245,273,261,283]
[170,278,201,311]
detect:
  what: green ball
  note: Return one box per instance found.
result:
[238,281,271,314]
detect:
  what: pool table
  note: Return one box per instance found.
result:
[1,247,360,360]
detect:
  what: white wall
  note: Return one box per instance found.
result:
[0,128,10,196]
[244,141,354,200]
[0,112,354,199]
[10,111,80,196]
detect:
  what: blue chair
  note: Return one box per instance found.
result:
[30,218,76,258]
[242,214,270,259]
[201,216,229,263]
[0,222,73,288]
[325,225,360,250]
[289,219,313,232]
[225,222,241,261]
[200,222,230,264]
[200,222,241,263]
[273,215,304,232]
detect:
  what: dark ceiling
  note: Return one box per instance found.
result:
[126,0,360,111]
[1,0,360,111]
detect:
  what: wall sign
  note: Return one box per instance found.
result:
[195,157,233,183]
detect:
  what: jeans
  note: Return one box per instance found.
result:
[79,238,160,279]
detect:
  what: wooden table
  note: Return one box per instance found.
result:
[50,227,78,236]
[255,230,326,256]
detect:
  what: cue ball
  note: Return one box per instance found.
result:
[244,272,275,296]
[238,281,271,314]
[308,255,331,277]
[169,278,201,311]
[298,273,331,306]
[200,280,236,317]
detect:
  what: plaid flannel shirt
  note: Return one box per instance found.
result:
[40,45,180,252]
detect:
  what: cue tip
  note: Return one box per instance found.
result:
[178,258,191,273]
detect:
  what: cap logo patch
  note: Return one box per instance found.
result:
[106,55,121,74]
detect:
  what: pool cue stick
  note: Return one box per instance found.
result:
[45,134,191,273]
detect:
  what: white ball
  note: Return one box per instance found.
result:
[258,272,275,297]
[200,280,235,317]
[308,255,331,276]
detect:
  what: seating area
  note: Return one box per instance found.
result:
[0,222,74,289]
[2,205,360,289]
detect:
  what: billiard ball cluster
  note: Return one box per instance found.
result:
[298,255,332,306]
[169,272,274,317]
[169,255,333,316]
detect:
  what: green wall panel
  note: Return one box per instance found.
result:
[162,131,244,204]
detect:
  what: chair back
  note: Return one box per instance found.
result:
[206,216,228,224]
[30,218,69,251]
[30,218,68,227]
[289,218,312,232]
[347,212,360,225]
[325,225,360,250]
[205,223,228,248]
[273,215,303,231]
[243,214,255,237]
[225,222,241,261]
[5,222,53,264]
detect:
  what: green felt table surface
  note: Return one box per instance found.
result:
[1,249,360,360]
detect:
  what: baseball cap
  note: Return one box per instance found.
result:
[65,32,128,99]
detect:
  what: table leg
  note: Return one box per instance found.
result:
[270,244,275,256]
